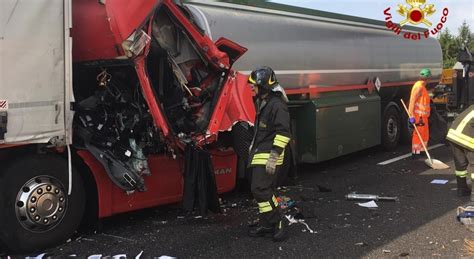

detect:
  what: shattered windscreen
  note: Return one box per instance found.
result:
[147,8,222,136]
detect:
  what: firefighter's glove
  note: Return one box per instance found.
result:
[266,150,279,175]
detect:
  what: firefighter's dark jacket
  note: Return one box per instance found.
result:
[249,93,291,166]
[447,105,474,151]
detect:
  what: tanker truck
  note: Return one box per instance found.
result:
[185,0,443,163]
[0,0,254,252]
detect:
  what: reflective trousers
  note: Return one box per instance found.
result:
[251,166,282,227]
[451,142,472,178]
[412,116,429,154]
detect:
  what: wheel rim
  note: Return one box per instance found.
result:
[387,116,399,142]
[15,176,68,232]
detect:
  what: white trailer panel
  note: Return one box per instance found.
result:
[0,0,72,144]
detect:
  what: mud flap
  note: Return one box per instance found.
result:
[183,144,221,215]
[0,111,7,142]
[429,105,448,145]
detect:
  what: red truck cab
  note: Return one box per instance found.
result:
[0,0,254,252]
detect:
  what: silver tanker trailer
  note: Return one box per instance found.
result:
[185,0,443,163]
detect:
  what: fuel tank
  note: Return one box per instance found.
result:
[185,1,443,89]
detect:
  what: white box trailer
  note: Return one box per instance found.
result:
[0,0,73,145]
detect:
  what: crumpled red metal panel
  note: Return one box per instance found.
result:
[72,0,159,62]
[105,0,159,43]
[207,72,255,136]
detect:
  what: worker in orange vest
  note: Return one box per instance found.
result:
[408,68,432,157]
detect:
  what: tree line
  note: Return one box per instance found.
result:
[439,21,474,68]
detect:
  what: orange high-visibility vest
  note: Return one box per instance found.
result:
[409,81,430,118]
[409,80,431,154]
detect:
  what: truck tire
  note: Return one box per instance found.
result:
[0,155,85,253]
[382,106,401,150]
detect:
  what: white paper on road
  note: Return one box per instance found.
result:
[135,251,144,259]
[431,179,449,185]
[26,253,46,259]
[357,200,378,208]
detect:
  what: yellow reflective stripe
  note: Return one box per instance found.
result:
[251,160,267,165]
[275,135,290,144]
[253,153,270,159]
[274,135,290,148]
[456,170,468,177]
[454,112,474,134]
[273,134,290,146]
[251,153,270,165]
[252,160,283,165]
[272,196,279,207]
[248,75,256,84]
[251,152,285,165]
[471,174,474,180]
[258,201,272,213]
[273,139,287,148]
[447,129,474,149]
[269,75,276,85]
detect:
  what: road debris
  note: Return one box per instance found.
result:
[346,193,398,201]
[457,206,474,232]
[382,249,391,253]
[355,242,368,247]
[25,253,47,259]
[464,239,474,255]
[277,196,295,209]
[357,201,378,208]
[431,179,449,185]
[399,252,410,257]
[100,233,137,243]
[285,215,317,234]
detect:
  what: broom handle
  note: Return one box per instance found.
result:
[400,99,433,162]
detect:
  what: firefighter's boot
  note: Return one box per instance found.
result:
[248,225,274,237]
[272,219,289,242]
[457,176,471,197]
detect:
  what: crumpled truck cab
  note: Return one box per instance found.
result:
[71,0,255,193]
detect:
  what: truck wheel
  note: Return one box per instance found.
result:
[0,155,85,253]
[382,106,401,150]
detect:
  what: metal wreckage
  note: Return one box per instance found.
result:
[0,0,254,252]
[71,0,253,210]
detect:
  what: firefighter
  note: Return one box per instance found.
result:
[446,105,474,198]
[247,66,291,242]
[408,68,432,157]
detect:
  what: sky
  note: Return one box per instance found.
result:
[270,0,474,35]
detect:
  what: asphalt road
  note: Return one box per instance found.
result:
[17,144,474,257]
